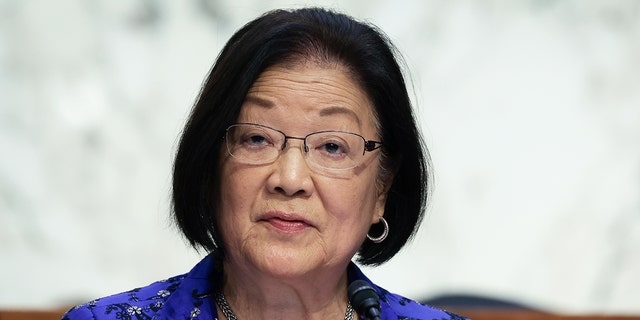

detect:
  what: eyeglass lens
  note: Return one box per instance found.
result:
[225,124,370,170]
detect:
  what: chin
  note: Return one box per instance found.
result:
[256,247,324,278]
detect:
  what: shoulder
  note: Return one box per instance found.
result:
[62,274,187,320]
[378,287,468,320]
[347,262,467,320]
[62,254,219,320]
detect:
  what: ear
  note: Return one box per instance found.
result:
[372,173,393,223]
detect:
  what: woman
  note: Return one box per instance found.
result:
[63,7,466,320]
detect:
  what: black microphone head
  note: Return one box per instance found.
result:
[348,280,381,319]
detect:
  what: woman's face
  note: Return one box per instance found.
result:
[218,62,388,279]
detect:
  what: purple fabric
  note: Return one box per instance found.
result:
[62,253,467,319]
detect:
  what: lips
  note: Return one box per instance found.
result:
[259,211,313,233]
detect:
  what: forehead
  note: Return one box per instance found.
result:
[240,63,377,134]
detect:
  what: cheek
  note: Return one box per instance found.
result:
[321,177,379,225]
[219,165,258,224]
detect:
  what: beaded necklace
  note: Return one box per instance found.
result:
[214,292,354,320]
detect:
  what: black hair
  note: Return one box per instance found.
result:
[172,7,430,266]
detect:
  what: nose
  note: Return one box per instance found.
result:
[266,139,314,197]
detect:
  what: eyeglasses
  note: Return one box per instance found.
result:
[225,123,382,170]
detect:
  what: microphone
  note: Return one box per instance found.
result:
[348,280,382,320]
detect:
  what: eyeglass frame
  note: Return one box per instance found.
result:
[224,122,383,170]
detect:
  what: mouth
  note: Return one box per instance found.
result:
[259,211,314,233]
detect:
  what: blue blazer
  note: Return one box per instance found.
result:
[62,253,466,319]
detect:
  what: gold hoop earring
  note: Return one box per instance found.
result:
[367,216,389,243]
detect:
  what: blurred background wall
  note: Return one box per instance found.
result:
[1,0,638,315]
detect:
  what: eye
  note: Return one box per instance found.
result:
[232,126,278,149]
[313,137,351,160]
[245,134,269,146]
[239,132,274,148]
[321,142,346,155]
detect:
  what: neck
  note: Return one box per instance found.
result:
[219,260,353,320]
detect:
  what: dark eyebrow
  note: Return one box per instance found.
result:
[319,106,361,126]
[244,95,362,126]
[244,95,275,108]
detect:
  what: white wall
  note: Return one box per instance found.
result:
[1,0,638,314]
